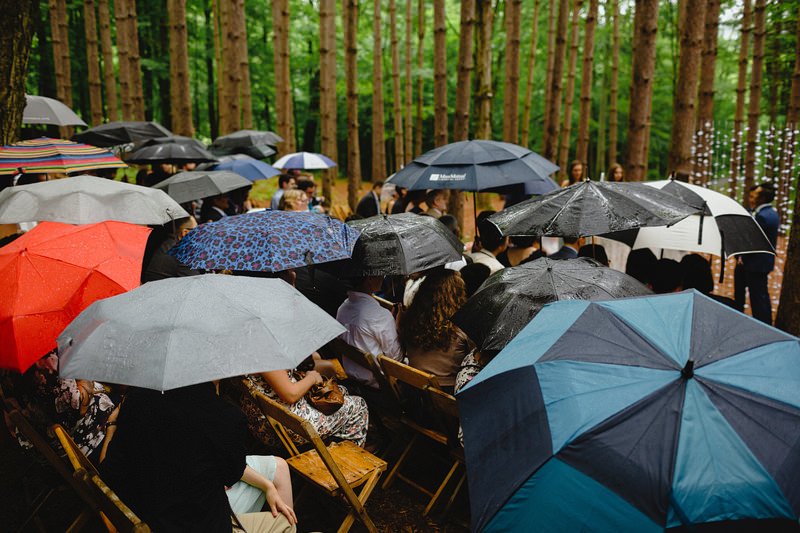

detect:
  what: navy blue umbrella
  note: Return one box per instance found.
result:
[169,210,360,272]
[459,290,800,531]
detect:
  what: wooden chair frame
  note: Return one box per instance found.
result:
[242,379,387,533]
[425,387,467,518]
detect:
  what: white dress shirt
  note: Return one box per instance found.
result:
[466,249,505,274]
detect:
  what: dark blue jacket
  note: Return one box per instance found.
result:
[742,204,779,273]
[549,245,579,260]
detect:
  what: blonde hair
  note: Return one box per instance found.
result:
[278,189,306,211]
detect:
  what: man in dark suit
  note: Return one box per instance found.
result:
[355,181,383,218]
[734,182,779,324]
[549,236,583,260]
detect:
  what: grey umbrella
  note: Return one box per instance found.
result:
[57,275,346,391]
[22,95,87,127]
[153,170,252,204]
[0,174,188,225]
[127,136,217,165]
[72,121,172,147]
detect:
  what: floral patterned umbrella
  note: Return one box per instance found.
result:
[169,210,360,272]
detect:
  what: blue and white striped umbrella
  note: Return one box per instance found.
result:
[273,151,336,170]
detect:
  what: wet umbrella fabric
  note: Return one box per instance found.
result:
[127,136,217,165]
[386,140,559,194]
[211,130,284,152]
[488,180,699,238]
[0,221,150,372]
[211,155,280,181]
[0,137,127,176]
[72,121,172,147]
[0,174,189,225]
[458,290,800,532]
[451,257,652,357]
[332,213,464,277]
[273,151,336,170]
[602,180,775,258]
[58,275,346,391]
[153,170,252,204]
[169,210,360,272]
[22,95,87,127]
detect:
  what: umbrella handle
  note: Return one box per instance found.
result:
[718,230,726,284]
[697,201,707,246]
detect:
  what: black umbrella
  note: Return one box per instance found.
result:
[72,121,172,147]
[210,130,283,159]
[451,257,652,357]
[127,136,217,165]
[332,213,464,277]
[488,180,700,238]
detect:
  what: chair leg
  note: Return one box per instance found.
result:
[441,469,466,519]
[65,509,91,533]
[381,433,418,490]
[338,469,383,533]
[423,458,460,516]
[16,487,55,533]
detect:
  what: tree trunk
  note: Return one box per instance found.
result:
[667,0,706,180]
[319,0,337,202]
[0,0,35,145]
[97,0,119,122]
[213,0,225,135]
[344,0,362,210]
[625,0,659,182]
[115,0,133,121]
[433,0,448,148]
[777,15,800,227]
[541,0,557,153]
[272,0,296,155]
[83,0,103,126]
[414,0,425,156]
[450,0,475,234]
[557,0,582,180]
[390,0,404,171]
[49,0,73,138]
[743,0,766,195]
[167,0,193,136]
[543,0,569,161]
[125,0,145,121]
[404,0,413,162]
[607,0,620,166]
[595,55,608,177]
[502,0,522,143]
[220,0,242,134]
[728,0,752,199]
[234,0,252,129]
[205,0,218,139]
[520,0,541,148]
[776,176,800,334]
[575,0,597,167]
[114,0,144,121]
[693,0,720,185]
[474,0,494,140]
[371,0,386,181]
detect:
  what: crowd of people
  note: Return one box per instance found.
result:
[0,158,781,532]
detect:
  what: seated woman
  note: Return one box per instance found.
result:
[278,189,309,212]
[398,269,474,392]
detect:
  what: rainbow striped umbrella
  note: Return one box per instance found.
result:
[0,137,127,176]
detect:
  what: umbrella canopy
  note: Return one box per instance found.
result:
[58,275,346,391]
[0,174,189,225]
[127,136,217,165]
[153,170,252,204]
[211,155,280,181]
[459,290,800,531]
[0,137,126,176]
[170,210,360,272]
[488,180,699,238]
[333,213,463,277]
[451,257,652,357]
[22,95,87,127]
[211,129,284,150]
[0,221,149,372]
[273,151,336,170]
[386,140,559,194]
[72,121,172,147]
[603,180,775,258]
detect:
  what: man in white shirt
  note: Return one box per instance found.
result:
[336,276,403,387]
[466,219,508,275]
[270,174,296,210]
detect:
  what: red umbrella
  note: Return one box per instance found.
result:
[0,221,150,372]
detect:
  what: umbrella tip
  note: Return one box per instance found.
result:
[680,359,695,380]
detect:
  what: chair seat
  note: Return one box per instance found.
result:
[287,440,387,496]
[402,417,448,446]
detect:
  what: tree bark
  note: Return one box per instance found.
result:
[114,0,145,121]
[372,0,387,181]
[541,0,557,153]
[743,0,766,195]
[390,0,405,171]
[404,0,413,162]
[667,0,706,180]
[502,0,522,143]
[320,0,337,202]
[433,0,448,148]
[0,0,35,145]
[97,0,119,122]
[607,0,620,166]
[776,177,800,335]
[414,0,425,156]
[474,0,494,140]
[234,0,252,129]
[728,0,752,198]
[453,0,475,142]
[520,0,541,148]
[693,0,720,185]
[115,0,133,121]
[575,0,597,167]
[625,0,659,182]
[49,0,73,137]
[776,15,800,227]
[213,0,225,135]
[344,0,362,210]
[167,0,193,136]
[557,0,582,180]
[220,0,242,134]
[543,0,569,161]
[83,0,103,126]
[272,0,296,154]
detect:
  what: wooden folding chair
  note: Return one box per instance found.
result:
[72,469,150,533]
[425,387,467,518]
[242,379,387,533]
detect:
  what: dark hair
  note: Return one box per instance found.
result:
[753,182,775,204]
[625,248,658,285]
[578,244,609,266]
[510,235,537,248]
[460,262,491,298]
[563,235,581,245]
[372,180,384,189]
[680,253,713,295]
[438,214,459,236]
[607,162,624,182]
[426,189,444,204]
[296,179,315,192]
[651,258,683,294]
[278,174,294,188]
[477,218,504,252]
[398,269,467,352]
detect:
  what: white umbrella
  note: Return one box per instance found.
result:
[273,151,336,170]
[58,275,346,391]
[0,174,188,225]
[23,95,87,127]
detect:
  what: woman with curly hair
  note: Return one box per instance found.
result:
[398,268,474,392]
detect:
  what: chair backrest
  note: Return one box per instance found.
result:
[53,424,99,477]
[426,387,461,447]
[371,294,395,312]
[74,469,150,533]
[378,355,441,398]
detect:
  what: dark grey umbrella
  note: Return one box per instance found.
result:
[488,180,700,238]
[153,170,252,204]
[210,130,282,159]
[334,213,464,277]
[127,136,217,165]
[451,257,653,357]
[72,121,172,147]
